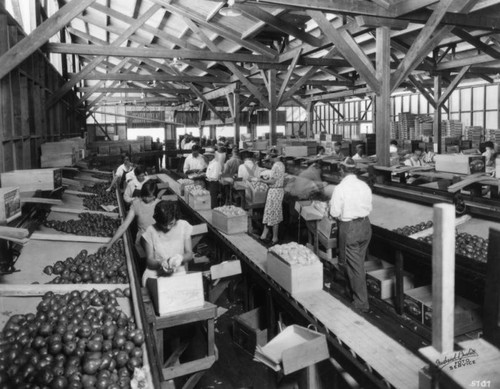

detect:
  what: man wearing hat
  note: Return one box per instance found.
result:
[329,157,372,313]
[205,151,222,208]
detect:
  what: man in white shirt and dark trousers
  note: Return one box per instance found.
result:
[330,157,373,313]
[183,144,207,175]
[205,152,222,208]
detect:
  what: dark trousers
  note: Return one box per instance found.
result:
[338,217,372,309]
[206,180,220,209]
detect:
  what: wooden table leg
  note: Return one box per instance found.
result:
[207,318,215,356]
[394,250,404,315]
[156,328,164,369]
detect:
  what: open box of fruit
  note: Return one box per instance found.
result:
[0,288,152,388]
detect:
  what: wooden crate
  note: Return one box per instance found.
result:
[188,192,211,211]
[0,187,21,223]
[283,145,308,157]
[146,271,205,316]
[109,145,121,156]
[233,307,268,356]
[98,145,110,155]
[212,209,247,234]
[266,251,323,295]
[317,216,337,239]
[366,268,414,300]
[254,140,269,151]
[210,260,242,279]
[434,154,485,175]
[41,153,75,168]
[404,285,433,323]
[1,168,62,193]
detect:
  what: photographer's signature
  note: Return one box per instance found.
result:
[436,348,479,371]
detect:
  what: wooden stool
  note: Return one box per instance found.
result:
[142,289,217,389]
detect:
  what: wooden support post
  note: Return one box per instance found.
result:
[394,250,404,315]
[433,74,442,154]
[375,26,391,166]
[234,87,240,146]
[306,102,315,138]
[432,203,455,353]
[267,68,277,146]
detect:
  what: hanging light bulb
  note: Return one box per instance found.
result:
[219,0,242,17]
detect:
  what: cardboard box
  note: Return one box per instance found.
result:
[434,154,485,175]
[0,187,21,223]
[266,251,323,295]
[233,308,268,356]
[422,293,482,335]
[188,191,211,211]
[146,272,205,316]
[212,208,247,235]
[255,324,329,374]
[1,168,62,193]
[366,268,414,300]
[210,260,242,279]
[177,179,194,196]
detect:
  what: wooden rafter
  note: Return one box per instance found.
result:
[186,81,225,123]
[236,4,325,47]
[437,65,471,106]
[0,0,97,80]
[81,72,225,83]
[408,74,438,110]
[47,4,161,107]
[183,16,271,110]
[390,0,458,92]
[452,28,500,60]
[77,87,193,94]
[46,43,277,64]
[309,10,380,94]
[277,48,302,106]
[150,0,278,57]
[437,53,499,70]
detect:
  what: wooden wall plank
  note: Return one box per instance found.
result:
[9,26,22,139]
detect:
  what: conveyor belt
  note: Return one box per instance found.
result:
[157,174,426,389]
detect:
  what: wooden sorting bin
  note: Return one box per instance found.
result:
[0,187,21,223]
[1,168,62,193]
[233,307,268,355]
[146,272,205,316]
[212,208,247,234]
[266,251,323,295]
[434,154,485,174]
[404,285,433,323]
[255,324,329,374]
[366,268,414,300]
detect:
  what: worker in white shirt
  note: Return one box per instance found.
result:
[204,152,222,208]
[330,157,372,313]
[352,144,366,160]
[124,166,150,204]
[183,144,207,175]
[107,153,134,192]
[404,148,424,167]
[482,141,497,173]
[390,140,398,154]
[237,151,261,181]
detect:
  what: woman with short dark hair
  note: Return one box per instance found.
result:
[106,181,159,256]
[141,201,193,286]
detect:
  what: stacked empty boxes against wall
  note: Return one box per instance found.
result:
[465,126,484,149]
[441,120,463,153]
[414,116,433,139]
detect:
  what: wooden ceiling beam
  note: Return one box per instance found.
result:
[89,3,198,50]
[45,43,277,64]
[408,74,437,109]
[236,4,325,47]
[437,65,471,106]
[307,86,373,102]
[437,53,499,70]
[187,81,226,123]
[390,0,459,92]
[452,28,500,60]
[183,16,271,110]
[80,72,227,83]
[47,4,161,108]
[399,9,500,31]
[76,87,194,94]
[254,0,393,18]
[0,0,97,80]
[309,10,380,94]
[277,48,302,106]
[150,0,278,57]
[392,0,439,16]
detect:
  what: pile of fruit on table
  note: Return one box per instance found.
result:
[43,213,120,237]
[43,245,129,284]
[392,221,433,236]
[418,232,489,263]
[78,184,118,211]
[0,289,146,388]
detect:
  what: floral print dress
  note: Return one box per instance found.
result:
[262,161,285,226]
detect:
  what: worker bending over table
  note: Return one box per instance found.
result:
[141,201,193,287]
[123,165,150,204]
